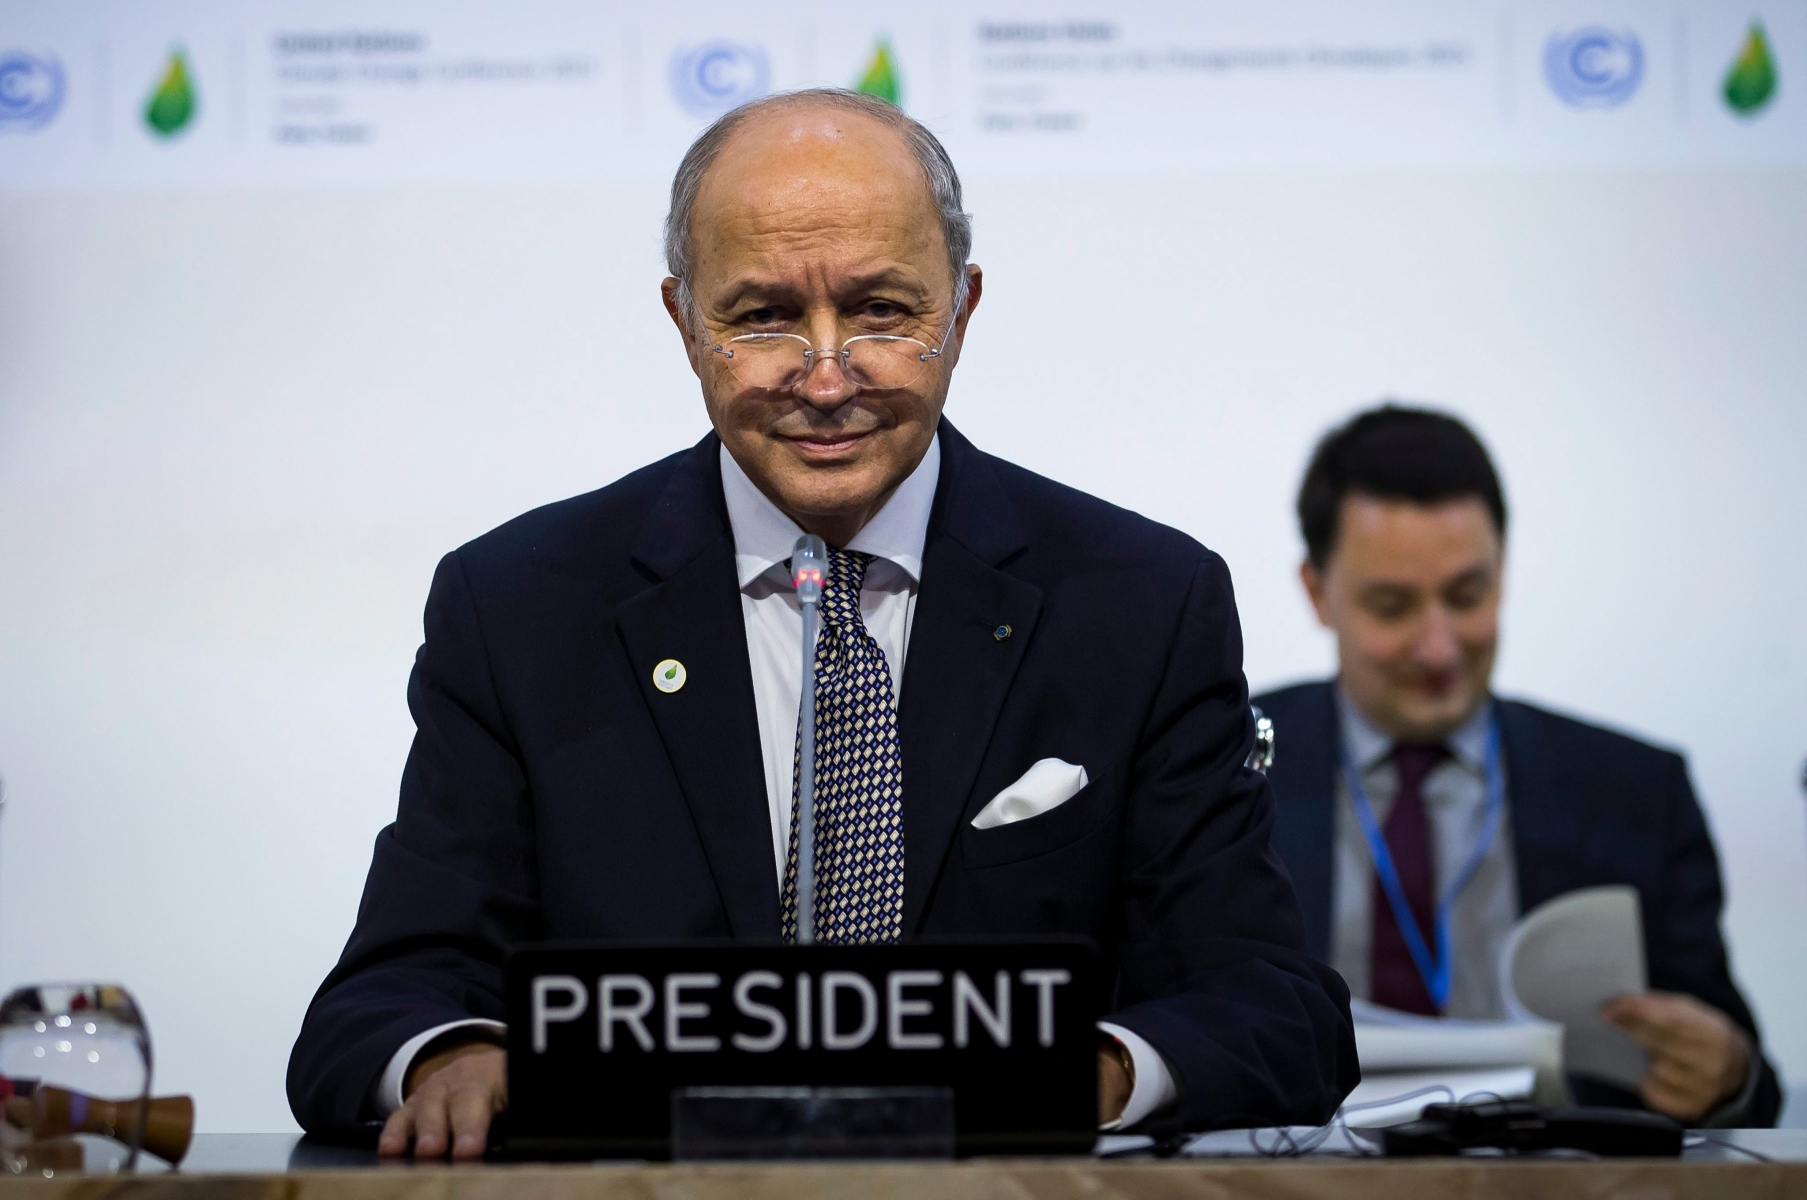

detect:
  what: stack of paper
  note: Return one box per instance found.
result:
[1350,999,1563,1120]
[1342,884,1652,1124]
[1100,886,1657,1143]
[1341,1065,1539,1127]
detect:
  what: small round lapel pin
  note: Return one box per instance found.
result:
[653,659,687,693]
[993,624,1013,641]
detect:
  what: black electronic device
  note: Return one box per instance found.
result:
[502,938,1100,1159]
[1383,1099,1683,1158]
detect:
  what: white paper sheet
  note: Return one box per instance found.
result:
[1501,884,1649,1091]
[1175,1125,1379,1157]
[1350,998,1567,1103]
[1340,1066,1537,1127]
[1165,1066,1535,1155]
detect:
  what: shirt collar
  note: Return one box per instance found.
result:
[1445,701,1493,772]
[719,432,940,590]
[1336,683,1493,774]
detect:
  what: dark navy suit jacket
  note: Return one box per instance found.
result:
[1254,679,1780,1126]
[287,424,1357,1136]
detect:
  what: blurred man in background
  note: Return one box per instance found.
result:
[1256,405,1780,1126]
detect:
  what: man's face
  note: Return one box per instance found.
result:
[1301,494,1503,743]
[663,105,981,543]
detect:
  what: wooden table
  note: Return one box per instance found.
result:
[0,1131,1799,1198]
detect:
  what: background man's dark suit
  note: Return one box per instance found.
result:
[1255,679,1781,1125]
[288,423,1356,1136]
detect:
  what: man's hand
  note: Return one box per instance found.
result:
[1098,1038,1134,1126]
[1601,991,1750,1123]
[378,1040,507,1160]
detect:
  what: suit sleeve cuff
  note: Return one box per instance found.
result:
[373,1018,508,1116]
[1096,1021,1179,1130]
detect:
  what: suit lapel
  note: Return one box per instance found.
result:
[615,435,780,938]
[898,425,1042,934]
[1500,700,1580,915]
[1267,683,1339,962]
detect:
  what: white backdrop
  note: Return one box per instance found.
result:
[2,1,1804,1133]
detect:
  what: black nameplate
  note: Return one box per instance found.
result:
[504,939,1100,1158]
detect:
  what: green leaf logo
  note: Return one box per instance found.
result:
[145,47,198,138]
[1722,23,1778,116]
[663,664,678,680]
[855,39,901,108]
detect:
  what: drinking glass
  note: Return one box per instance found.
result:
[0,983,153,1176]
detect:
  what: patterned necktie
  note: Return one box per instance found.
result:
[1370,743,1447,1015]
[779,547,905,943]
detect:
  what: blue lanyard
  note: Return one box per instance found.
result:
[1337,716,1504,1012]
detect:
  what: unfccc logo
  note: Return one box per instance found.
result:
[1543,27,1644,108]
[0,50,66,132]
[670,40,769,116]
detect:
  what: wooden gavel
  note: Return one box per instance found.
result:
[4,1086,194,1164]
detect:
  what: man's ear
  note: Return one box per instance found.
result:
[660,277,704,379]
[943,264,983,367]
[1300,558,1335,629]
[956,264,983,333]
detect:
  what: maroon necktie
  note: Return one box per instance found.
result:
[1370,743,1447,1015]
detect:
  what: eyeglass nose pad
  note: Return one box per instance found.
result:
[799,347,854,384]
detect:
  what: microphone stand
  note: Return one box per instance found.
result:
[791,536,828,944]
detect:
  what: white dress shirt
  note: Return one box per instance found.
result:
[378,432,1176,1128]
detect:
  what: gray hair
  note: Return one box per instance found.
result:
[664,88,972,325]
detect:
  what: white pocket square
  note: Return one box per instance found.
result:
[970,758,1090,830]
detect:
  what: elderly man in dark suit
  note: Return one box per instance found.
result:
[1256,405,1780,1127]
[287,88,1355,1157]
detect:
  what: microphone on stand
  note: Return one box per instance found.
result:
[791,535,829,944]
